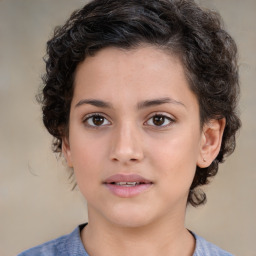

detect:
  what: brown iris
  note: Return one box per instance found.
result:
[152,115,165,126]
[92,116,105,126]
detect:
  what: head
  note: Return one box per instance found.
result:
[39,0,241,207]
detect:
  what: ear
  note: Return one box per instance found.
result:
[197,118,226,168]
[62,137,73,168]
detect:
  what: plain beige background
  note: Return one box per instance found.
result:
[0,0,255,255]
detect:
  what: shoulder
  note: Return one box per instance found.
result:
[193,233,234,256]
[17,224,88,256]
[17,237,60,256]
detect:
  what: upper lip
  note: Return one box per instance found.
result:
[103,174,153,184]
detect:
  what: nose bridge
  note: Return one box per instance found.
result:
[110,120,144,163]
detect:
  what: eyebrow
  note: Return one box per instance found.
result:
[75,99,112,108]
[137,97,185,109]
[75,97,185,109]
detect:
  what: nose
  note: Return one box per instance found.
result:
[110,122,144,164]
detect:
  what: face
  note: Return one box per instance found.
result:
[63,46,207,228]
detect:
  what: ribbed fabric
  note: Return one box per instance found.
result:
[18,224,88,256]
[192,233,233,256]
[18,224,233,256]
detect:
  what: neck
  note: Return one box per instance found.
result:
[81,209,195,256]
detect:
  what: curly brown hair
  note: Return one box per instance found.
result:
[39,0,241,206]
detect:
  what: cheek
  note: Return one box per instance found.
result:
[151,133,200,167]
[70,134,107,188]
[148,129,201,187]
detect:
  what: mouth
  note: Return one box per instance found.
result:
[110,181,145,187]
[103,174,153,198]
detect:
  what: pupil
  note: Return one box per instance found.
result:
[93,116,104,126]
[153,116,164,126]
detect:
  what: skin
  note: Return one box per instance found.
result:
[63,45,225,256]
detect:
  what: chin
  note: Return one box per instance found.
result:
[105,205,157,229]
[110,217,152,229]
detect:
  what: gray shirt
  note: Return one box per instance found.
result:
[18,224,233,256]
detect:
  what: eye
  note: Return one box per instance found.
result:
[83,114,111,127]
[145,114,174,127]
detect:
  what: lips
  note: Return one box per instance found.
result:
[103,174,153,198]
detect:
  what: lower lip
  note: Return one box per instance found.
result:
[104,183,152,198]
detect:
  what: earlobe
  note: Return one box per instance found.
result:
[62,137,73,168]
[197,118,226,168]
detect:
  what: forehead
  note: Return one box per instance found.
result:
[72,46,196,109]
[75,45,183,74]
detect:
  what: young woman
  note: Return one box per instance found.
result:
[18,0,241,255]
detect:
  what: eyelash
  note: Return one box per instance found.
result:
[83,113,111,129]
[83,113,175,129]
[144,113,175,128]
